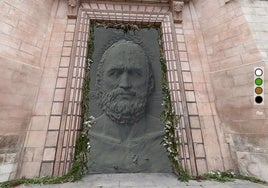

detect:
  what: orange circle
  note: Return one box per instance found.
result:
[255,87,263,94]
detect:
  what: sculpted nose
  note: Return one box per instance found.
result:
[119,73,131,89]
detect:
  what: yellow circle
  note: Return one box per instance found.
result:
[255,87,263,94]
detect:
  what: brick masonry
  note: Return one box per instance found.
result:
[189,0,268,181]
[0,0,267,182]
[241,0,268,61]
[0,0,54,182]
[18,0,70,179]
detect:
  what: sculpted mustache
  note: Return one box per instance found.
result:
[107,89,137,100]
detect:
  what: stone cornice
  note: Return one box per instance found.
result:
[67,0,191,20]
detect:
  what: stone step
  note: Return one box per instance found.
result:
[18,173,268,188]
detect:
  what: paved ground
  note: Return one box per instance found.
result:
[19,173,268,188]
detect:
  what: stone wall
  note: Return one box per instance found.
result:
[241,0,268,61]
[236,0,268,180]
[0,0,54,181]
[17,0,70,178]
[190,0,268,180]
[180,1,237,173]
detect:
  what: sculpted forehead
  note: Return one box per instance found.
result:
[105,40,145,56]
[102,40,148,69]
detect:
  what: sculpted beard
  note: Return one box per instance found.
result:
[99,89,148,125]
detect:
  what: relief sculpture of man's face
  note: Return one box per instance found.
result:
[89,30,172,174]
[97,40,154,125]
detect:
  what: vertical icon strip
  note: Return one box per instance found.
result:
[254,67,264,105]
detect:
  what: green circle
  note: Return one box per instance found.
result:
[255,78,263,85]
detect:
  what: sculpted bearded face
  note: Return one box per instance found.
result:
[96,40,154,125]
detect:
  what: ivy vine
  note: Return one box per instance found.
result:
[91,22,189,180]
[157,28,190,181]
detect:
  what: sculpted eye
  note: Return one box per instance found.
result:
[129,69,142,77]
[108,69,123,77]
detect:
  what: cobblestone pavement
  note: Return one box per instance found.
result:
[19,173,268,188]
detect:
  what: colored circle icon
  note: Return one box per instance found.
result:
[255,96,263,104]
[255,87,263,94]
[255,68,263,76]
[255,78,263,85]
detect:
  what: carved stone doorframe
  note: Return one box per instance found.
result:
[41,1,205,177]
